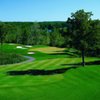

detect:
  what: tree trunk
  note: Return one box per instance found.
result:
[81,49,85,66]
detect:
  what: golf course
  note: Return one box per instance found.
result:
[0,1,100,99]
[0,44,100,100]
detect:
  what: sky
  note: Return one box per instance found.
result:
[0,0,100,22]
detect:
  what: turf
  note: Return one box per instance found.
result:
[0,44,100,100]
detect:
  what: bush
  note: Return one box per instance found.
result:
[0,52,27,65]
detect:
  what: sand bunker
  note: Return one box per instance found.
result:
[16,46,23,48]
[28,52,35,54]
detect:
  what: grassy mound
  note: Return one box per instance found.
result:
[0,52,27,65]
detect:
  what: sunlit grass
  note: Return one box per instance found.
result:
[29,46,65,54]
[0,44,100,100]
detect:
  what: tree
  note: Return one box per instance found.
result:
[28,22,41,45]
[50,28,64,47]
[66,9,93,66]
[0,22,6,46]
[87,20,100,56]
[5,24,18,43]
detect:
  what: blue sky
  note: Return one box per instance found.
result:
[0,0,100,21]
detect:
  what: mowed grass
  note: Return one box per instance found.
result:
[0,44,100,100]
[30,46,65,54]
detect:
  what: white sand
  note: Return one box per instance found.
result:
[28,52,35,54]
[16,46,23,48]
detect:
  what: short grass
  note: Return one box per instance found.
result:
[30,46,65,54]
[0,44,100,100]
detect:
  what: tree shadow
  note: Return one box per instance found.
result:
[49,52,77,57]
[7,67,78,76]
[7,60,100,76]
[49,49,80,57]
[85,60,100,65]
[62,60,100,66]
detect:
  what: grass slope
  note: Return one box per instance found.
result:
[0,44,100,100]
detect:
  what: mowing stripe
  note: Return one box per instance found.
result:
[14,61,38,70]
[37,59,61,69]
[25,60,49,69]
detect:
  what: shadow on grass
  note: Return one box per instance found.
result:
[62,60,100,66]
[7,67,77,76]
[49,52,77,57]
[48,49,80,57]
[7,60,100,76]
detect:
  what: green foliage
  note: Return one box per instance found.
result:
[66,9,100,66]
[0,22,7,45]
[86,20,100,56]
[50,29,64,47]
[0,44,27,65]
[0,52,27,65]
[2,21,65,47]
[66,9,93,50]
[66,10,100,57]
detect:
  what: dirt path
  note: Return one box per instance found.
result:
[23,56,35,63]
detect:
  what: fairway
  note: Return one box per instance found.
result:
[0,44,100,100]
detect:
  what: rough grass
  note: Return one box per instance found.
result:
[0,44,100,100]
[0,52,27,65]
[0,44,28,65]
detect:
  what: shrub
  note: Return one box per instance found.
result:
[0,52,27,65]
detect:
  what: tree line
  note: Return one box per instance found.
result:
[0,21,66,47]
